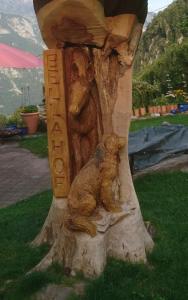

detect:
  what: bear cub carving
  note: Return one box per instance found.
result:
[65,134,125,237]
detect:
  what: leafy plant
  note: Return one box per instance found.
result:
[6,108,26,127]
[152,96,168,106]
[0,114,7,129]
[133,80,160,108]
[160,97,168,106]
[16,120,26,128]
[21,105,38,114]
[137,41,188,96]
[173,89,188,103]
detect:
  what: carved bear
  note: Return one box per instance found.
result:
[65,134,125,237]
[67,48,101,180]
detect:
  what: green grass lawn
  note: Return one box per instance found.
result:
[0,191,52,299]
[130,114,188,132]
[19,134,48,158]
[0,172,188,300]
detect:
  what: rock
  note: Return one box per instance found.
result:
[162,121,171,126]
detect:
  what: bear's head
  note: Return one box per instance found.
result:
[104,134,125,155]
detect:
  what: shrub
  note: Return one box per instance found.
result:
[0,114,7,129]
[21,105,38,114]
[133,80,160,108]
[6,108,25,127]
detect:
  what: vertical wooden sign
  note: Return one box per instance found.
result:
[44,49,70,198]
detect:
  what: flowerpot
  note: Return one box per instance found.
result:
[157,106,162,114]
[148,106,154,114]
[166,105,171,113]
[153,106,158,114]
[21,112,39,135]
[169,104,175,111]
[140,107,146,116]
[161,105,167,115]
[134,108,140,118]
[172,104,178,110]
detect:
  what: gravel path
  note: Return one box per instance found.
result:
[0,142,51,208]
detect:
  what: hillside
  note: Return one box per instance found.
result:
[135,0,188,73]
[0,0,34,16]
[0,12,44,55]
[134,0,188,95]
[0,12,45,115]
[143,12,155,31]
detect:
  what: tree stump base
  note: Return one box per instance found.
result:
[32,198,153,278]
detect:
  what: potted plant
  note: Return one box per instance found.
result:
[174,89,186,107]
[160,98,167,115]
[0,114,7,129]
[156,97,167,115]
[148,99,157,115]
[17,119,27,135]
[140,106,146,116]
[151,99,158,114]
[165,92,177,112]
[148,106,154,115]
[6,116,17,130]
[133,102,140,118]
[21,105,39,135]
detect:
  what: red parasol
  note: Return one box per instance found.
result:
[0,43,42,68]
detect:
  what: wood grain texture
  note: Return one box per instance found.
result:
[44,49,70,198]
[64,47,102,179]
[35,0,107,48]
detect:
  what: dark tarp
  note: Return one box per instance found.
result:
[128,125,188,170]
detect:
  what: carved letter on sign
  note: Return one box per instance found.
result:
[44,49,70,198]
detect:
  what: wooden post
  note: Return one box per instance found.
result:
[44,49,70,198]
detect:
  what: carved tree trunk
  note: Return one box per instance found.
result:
[32,0,153,278]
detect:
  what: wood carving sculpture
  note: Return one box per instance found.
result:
[32,0,154,278]
[66,134,125,237]
[65,48,101,178]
